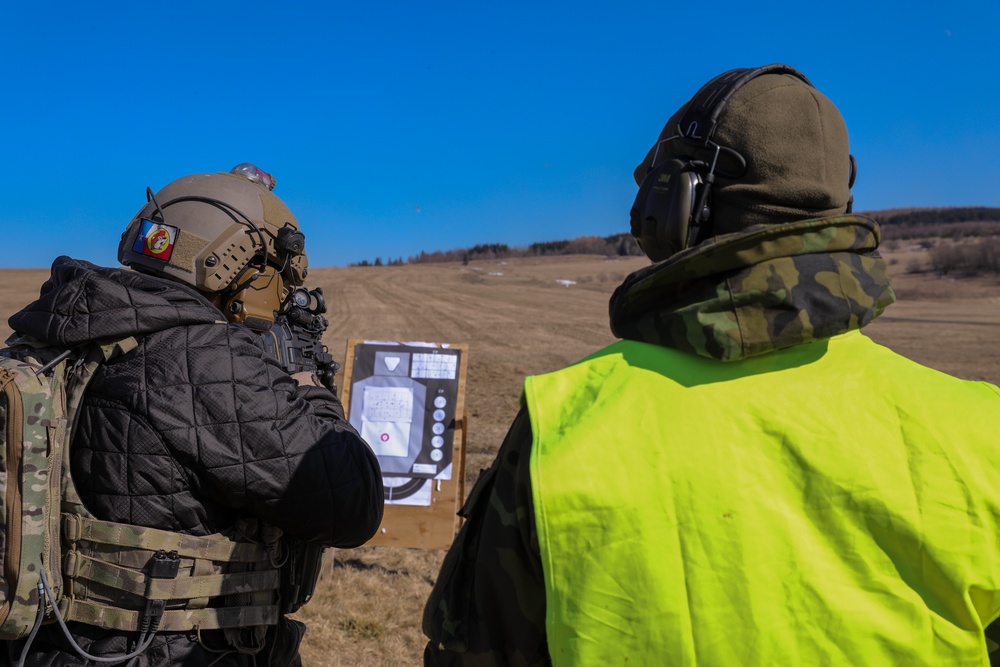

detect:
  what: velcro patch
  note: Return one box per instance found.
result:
[133,219,178,262]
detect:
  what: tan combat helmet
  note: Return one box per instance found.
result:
[118,164,309,329]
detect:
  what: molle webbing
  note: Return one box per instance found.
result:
[60,598,277,632]
[62,515,270,561]
[61,599,278,632]
[60,514,280,632]
[63,551,279,600]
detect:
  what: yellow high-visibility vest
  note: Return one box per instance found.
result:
[526,331,1000,666]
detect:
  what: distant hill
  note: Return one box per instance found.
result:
[349,207,1000,266]
[862,206,1000,226]
[862,206,1000,240]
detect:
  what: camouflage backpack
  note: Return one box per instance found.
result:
[0,337,291,664]
[0,339,105,643]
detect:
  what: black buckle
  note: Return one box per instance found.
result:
[149,549,180,579]
[139,550,180,637]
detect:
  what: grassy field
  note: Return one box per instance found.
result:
[1,243,998,665]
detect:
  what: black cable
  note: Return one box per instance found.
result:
[145,187,167,222]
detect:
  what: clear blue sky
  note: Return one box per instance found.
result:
[2,1,999,268]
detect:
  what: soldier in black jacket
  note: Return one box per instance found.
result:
[8,164,383,666]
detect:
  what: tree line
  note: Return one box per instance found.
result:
[349,207,1000,268]
[350,234,641,267]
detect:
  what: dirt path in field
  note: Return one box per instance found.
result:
[310,256,648,471]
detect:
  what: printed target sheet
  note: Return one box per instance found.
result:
[345,341,467,506]
[361,386,413,458]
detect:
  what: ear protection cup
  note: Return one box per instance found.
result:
[630,159,704,262]
[632,63,858,261]
[221,267,287,331]
[846,154,858,213]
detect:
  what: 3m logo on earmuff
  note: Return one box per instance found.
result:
[133,219,178,262]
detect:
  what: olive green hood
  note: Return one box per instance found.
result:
[609,213,895,361]
[633,72,855,238]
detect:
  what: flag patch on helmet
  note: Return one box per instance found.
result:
[133,219,177,261]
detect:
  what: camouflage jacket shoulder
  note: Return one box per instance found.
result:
[609,214,896,360]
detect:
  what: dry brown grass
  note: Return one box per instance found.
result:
[1,247,998,666]
[869,243,1000,382]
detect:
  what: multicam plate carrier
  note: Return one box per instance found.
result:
[0,338,283,661]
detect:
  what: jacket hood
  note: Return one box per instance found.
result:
[8,256,225,347]
[609,214,896,361]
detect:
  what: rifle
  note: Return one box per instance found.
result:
[258,285,340,391]
[256,285,338,613]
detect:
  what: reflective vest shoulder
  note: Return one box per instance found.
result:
[525,331,1000,666]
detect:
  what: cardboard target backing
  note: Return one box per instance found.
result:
[341,339,469,550]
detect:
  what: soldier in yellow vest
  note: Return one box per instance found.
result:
[423,64,1000,666]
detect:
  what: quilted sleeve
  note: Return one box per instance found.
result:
[216,325,384,547]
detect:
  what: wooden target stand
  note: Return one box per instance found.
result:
[340,340,468,550]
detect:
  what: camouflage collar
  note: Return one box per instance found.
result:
[609,214,896,361]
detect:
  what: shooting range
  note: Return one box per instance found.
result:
[342,339,469,550]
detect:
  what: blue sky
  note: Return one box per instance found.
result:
[2,1,999,268]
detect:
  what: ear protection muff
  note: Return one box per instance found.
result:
[630,63,857,262]
[221,267,288,331]
[846,154,858,213]
[630,158,705,261]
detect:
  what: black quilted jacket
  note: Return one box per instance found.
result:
[7,256,384,667]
